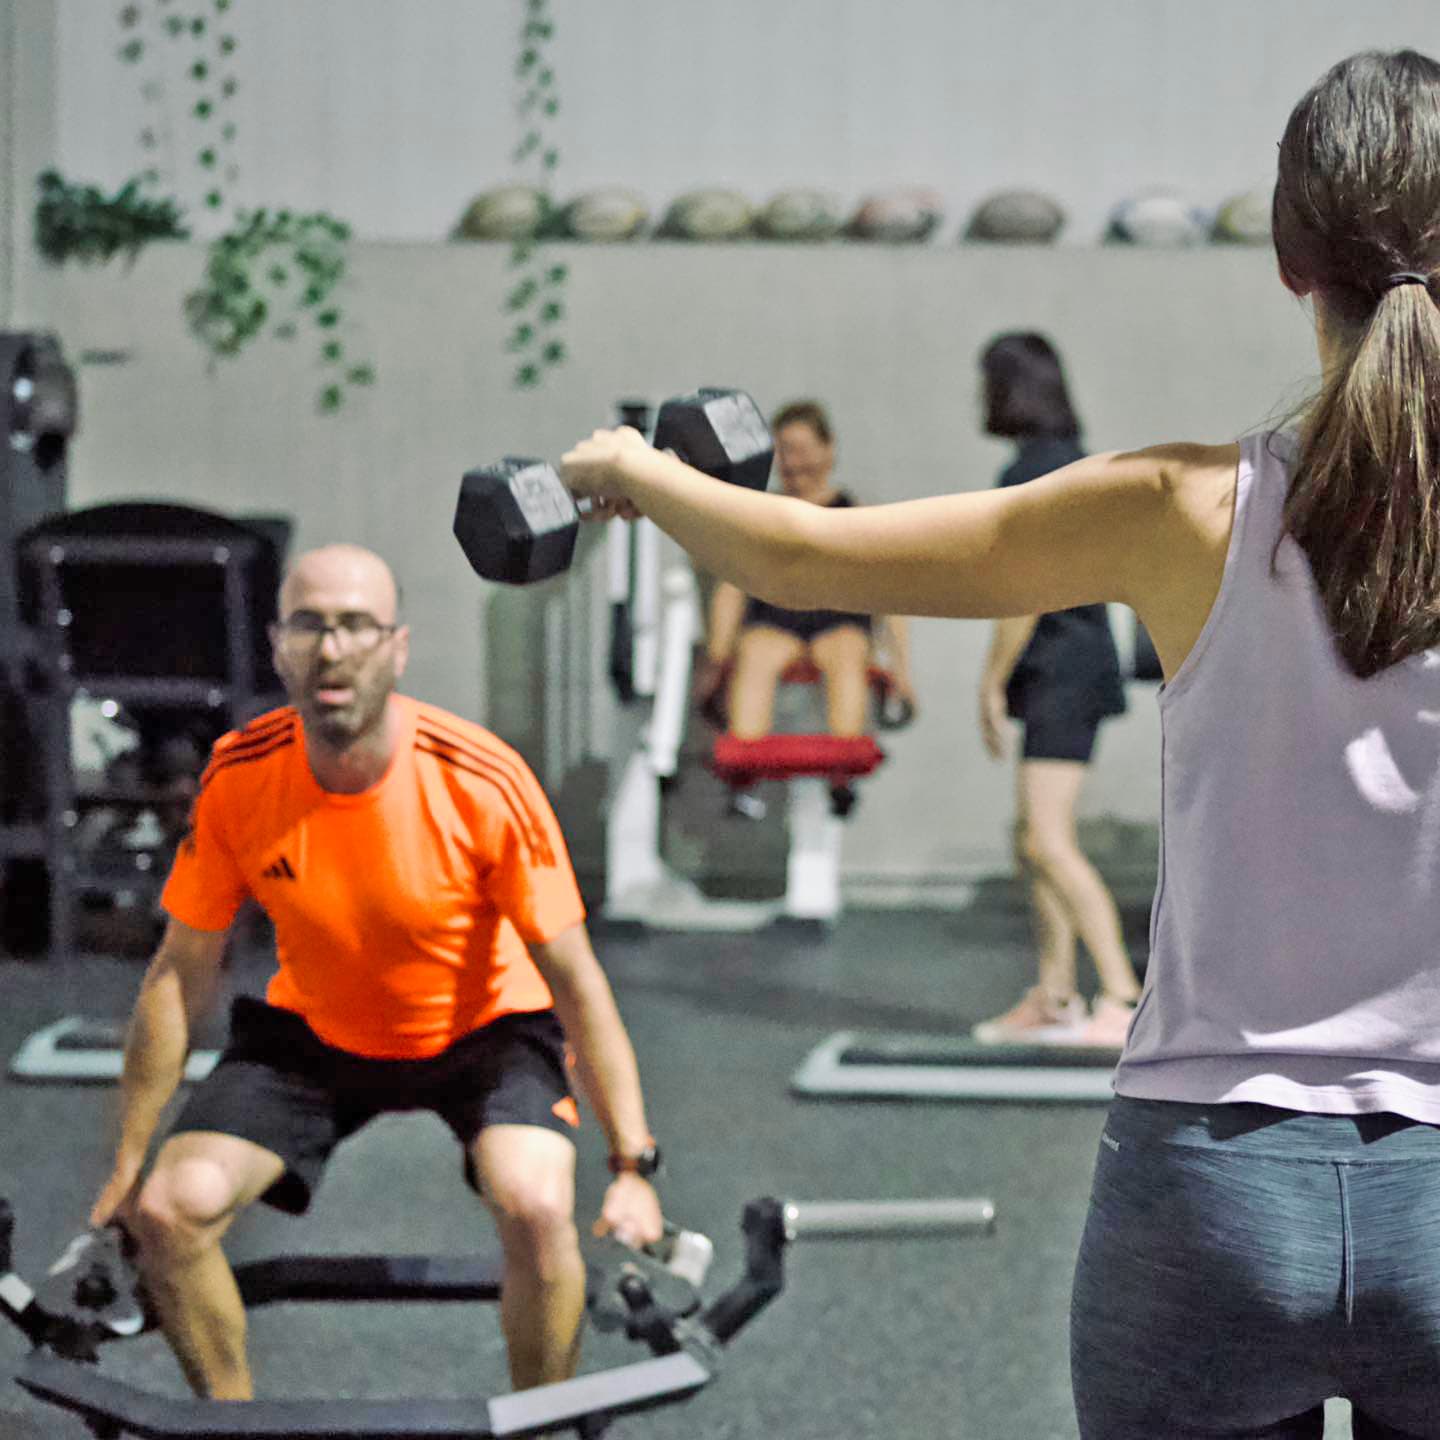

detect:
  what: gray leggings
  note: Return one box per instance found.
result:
[1071,1096,1440,1439]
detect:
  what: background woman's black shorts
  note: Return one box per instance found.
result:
[1019,691,1106,764]
[169,996,578,1214]
[743,597,872,643]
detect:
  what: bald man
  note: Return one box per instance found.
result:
[89,545,663,1399]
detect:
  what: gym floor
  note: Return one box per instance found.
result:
[0,891,1353,1440]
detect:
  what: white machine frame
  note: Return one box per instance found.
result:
[601,532,846,931]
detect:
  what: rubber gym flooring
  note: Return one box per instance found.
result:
[0,887,1355,1440]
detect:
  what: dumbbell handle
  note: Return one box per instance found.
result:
[781,1198,996,1240]
[561,392,758,517]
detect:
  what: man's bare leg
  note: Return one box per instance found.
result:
[472,1124,585,1389]
[130,1131,286,1400]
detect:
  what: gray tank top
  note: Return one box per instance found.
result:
[1114,431,1440,1121]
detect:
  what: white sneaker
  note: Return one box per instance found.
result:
[1070,995,1137,1049]
[971,986,1088,1045]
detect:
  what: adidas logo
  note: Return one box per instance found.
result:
[262,856,297,881]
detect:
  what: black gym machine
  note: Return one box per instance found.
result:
[1,331,292,964]
[0,1192,995,1439]
[0,332,78,953]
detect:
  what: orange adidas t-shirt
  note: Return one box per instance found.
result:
[161,695,585,1058]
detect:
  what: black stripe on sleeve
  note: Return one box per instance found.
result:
[415,737,557,867]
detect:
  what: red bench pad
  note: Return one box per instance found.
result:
[711,733,886,782]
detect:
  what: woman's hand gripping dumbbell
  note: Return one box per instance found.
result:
[454,388,772,585]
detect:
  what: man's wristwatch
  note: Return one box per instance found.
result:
[607,1142,662,1179]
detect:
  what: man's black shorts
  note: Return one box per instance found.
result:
[170,997,579,1215]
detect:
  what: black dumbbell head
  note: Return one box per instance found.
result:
[455,457,580,585]
[653,389,773,490]
[75,1262,119,1312]
[29,348,79,441]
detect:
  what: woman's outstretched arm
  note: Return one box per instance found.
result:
[562,429,1220,622]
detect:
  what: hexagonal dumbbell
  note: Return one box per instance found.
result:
[454,387,772,585]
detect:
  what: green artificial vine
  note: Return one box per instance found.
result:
[119,0,241,211]
[106,0,374,412]
[34,170,188,264]
[183,210,374,411]
[506,0,568,389]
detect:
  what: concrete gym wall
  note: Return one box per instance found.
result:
[0,0,58,326]
[39,0,1440,247]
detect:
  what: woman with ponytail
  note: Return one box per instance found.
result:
[564,49,1440,1439]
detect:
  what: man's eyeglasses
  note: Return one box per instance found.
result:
[274,612,399,653]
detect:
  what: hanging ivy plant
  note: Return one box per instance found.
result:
[116,0,239,210]
[104,0,374,413]
[183,208,374,411]
[506,0,568,389]
[33,169,188,265]
[33,2,373,412]
[175,0,242,216]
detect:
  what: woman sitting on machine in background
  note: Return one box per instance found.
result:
[692,400,918,820]
[971,333,1141,1048]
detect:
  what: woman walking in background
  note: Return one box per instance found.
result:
[970,333,1141,1047]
